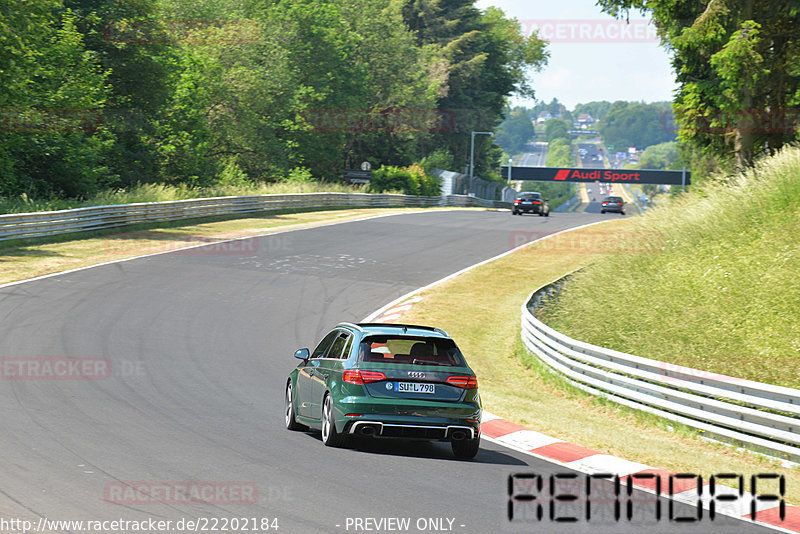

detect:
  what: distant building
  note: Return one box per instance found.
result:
[577,113,594,127]
[537,111,553,124]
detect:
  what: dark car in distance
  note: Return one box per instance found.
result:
[512,192,550,216]
[601,196,625,215]
[285,323,482,459]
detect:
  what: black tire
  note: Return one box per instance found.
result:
[545,210,550,217]
[321,394,347,448]
[512,210,518,215]
[285,380,306,431]
[538,211,544,217]
[620,211,625,215]
[452,436,480,459]
[601,209,606,214]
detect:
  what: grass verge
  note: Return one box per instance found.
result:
[0,181,371,215]
[0,207,460,286]
[398,217,800,503]
[538,145,800,388]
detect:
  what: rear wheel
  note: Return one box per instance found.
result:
[285,380,306,431]
[545,210,550,217]
[452,436,480,459]
[321,394,347,447]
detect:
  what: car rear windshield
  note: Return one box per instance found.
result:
[517,193,541,199]
[607,197,622,202]
[358,336,466,367]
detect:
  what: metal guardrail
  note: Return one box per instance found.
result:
[521,274,800,463]
[0,193,510,242]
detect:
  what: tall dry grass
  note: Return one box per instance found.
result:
[539,145,800,387]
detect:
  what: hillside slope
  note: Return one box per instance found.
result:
[539,146,800,387]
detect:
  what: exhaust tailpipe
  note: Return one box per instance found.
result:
[359,425,377,436]
[450,430,467,441]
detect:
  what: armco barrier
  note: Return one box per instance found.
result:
[0,193,510,242]
[521,274,800,463]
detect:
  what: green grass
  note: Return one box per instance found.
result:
[0,181,368,215]
[398,217,800,503]
[538,145,800,388]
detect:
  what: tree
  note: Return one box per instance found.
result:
[399,0,548,176]
[544,118,571,142]
[598,0,800,169]
[637,141,680,170]
[598,102,675,150]
[63,0,175,187]
[495,107,534,155]
[0,2,112,198]
[573,101,612,121]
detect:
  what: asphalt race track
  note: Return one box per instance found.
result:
[0,210,774,534]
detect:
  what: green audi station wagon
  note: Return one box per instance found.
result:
[285,323,482,459]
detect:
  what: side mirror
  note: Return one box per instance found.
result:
[294,348,310,360]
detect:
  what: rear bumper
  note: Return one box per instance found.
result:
[347,420,478,441]
[514,205,542,213]
[336,395,481,441]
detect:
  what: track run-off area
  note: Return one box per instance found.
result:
[0,209,778,534]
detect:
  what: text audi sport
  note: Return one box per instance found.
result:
[285,323,482,459]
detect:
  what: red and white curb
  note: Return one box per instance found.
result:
[372,296,424,323]
[360,221,799,533]
[481,411,799,533]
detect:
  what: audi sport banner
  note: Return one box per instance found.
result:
[500,166,690,185]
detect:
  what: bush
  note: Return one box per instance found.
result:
[418,149,453,176]
[369,164,440,196]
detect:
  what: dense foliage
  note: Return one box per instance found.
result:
[495,107,534,155]
[597,101,675,151]
[0,0,548,200]
[598,0,800,169]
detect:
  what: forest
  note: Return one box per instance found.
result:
[0,0,548,200]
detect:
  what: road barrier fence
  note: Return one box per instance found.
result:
[521,273,800,463]
[0,193,510,242]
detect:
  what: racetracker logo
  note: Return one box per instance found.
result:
[509,229,663,255]
[301,108,457,133]
[102,233,275,256]
[1,358,111,380]
[519,19,658,43]
[104,19,260,45]
[661,108,800,135]
[104,482,258,505]
[0,108,102,133]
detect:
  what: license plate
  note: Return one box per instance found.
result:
[394,382,435,394]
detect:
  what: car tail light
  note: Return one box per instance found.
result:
[447,375,478,389]
[514,199,521,204]
[533,200,541,204]
[343,370,386,385]
[617,203,623,206]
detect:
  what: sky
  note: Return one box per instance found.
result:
[475,0,678,111]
